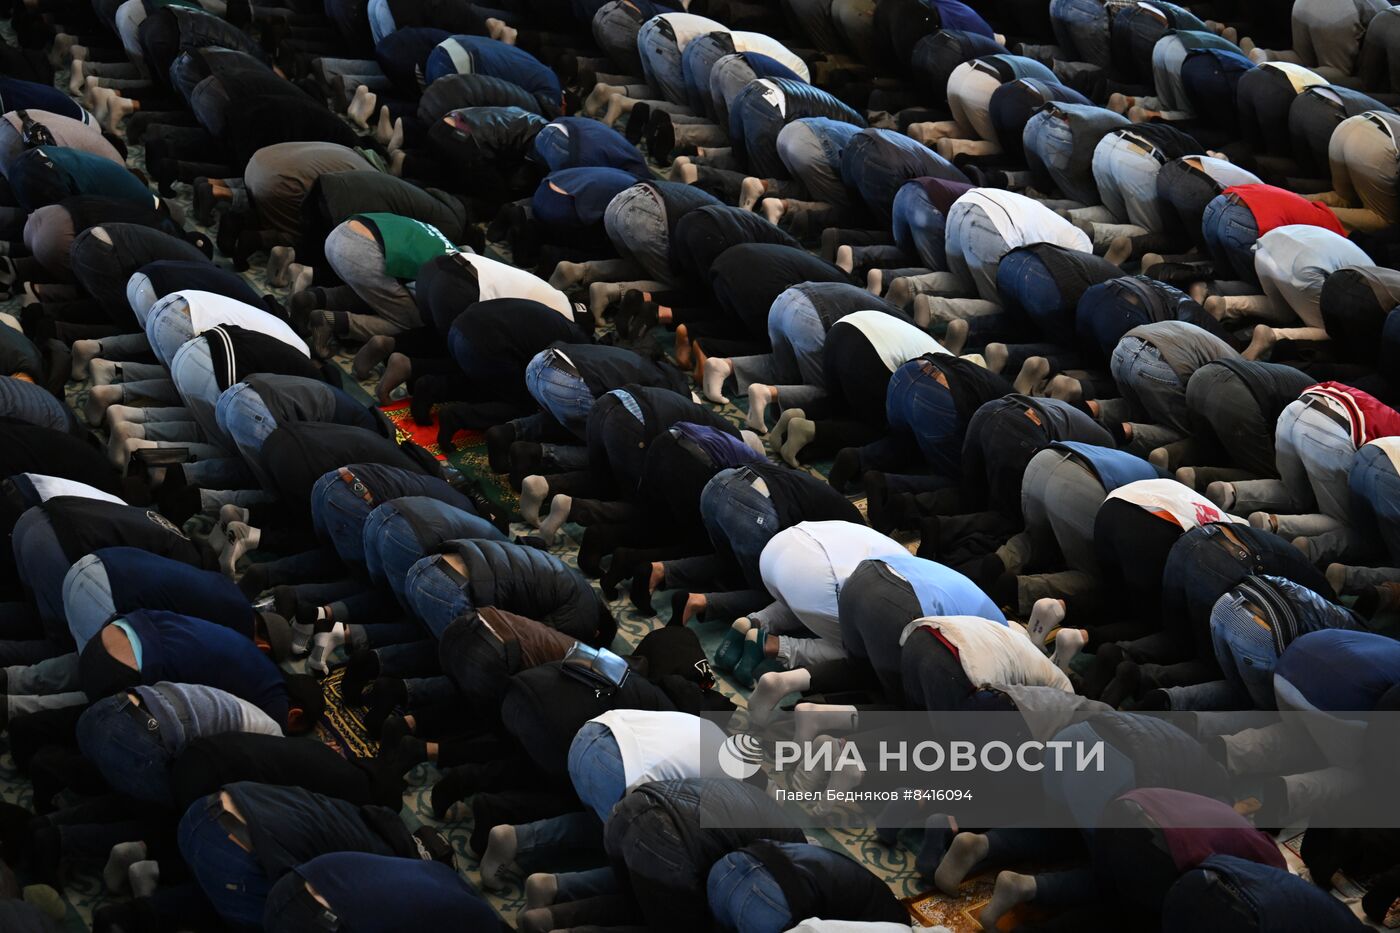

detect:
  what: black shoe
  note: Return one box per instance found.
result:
[483,423,516,473]
[828,447,862,493]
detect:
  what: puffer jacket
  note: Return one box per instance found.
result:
[445,538,614,644]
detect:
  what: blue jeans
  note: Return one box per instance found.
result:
[404,555,473,639]
[76,694,175,805]
[1110,336,1189,435]
[178,796,270,933]
[1350,442,1400,565]
[60,553,117,652]
[364,498,503,607]
[567,721,628,822]
[997,246,1071,337]
[884,360,962,478]
[1209,593,1285,709]
[144,294,198,369]
[776,118,860,208]
[533,123,571,171]
[366,0,397,44]
[1050,0,1112,67]
[637,17,687,104]
[706,851,792,933]
[891,181,949,271]
[525,350,595,441]
[215,382,280,486]
[700,467,782,590]
[1201,195,1260,284]
[11,508,71,633]
[310,473,378,571]
[515,810,607,872]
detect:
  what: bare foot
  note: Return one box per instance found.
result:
[739,177,765,211]
[760,198,785,225]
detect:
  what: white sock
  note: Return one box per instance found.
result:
[1051,628,1088,673]
[748,668,811,725]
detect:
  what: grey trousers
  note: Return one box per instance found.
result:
[324,221,425,340]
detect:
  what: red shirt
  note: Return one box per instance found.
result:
[1225,183,1345,237]
[1303,382,1400,447]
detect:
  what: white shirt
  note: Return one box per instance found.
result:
[1262,61,1328,94]
[787,922,934,933]
[167,290,310,356]
[760,521,908,641]
[1104,478,1246,529]
[19,474,124,505]
[900,616,1073,693]
[731,32,811,82]
[838,310,946,373]
[456,252,573,318]
[589,710,727,792]
[948,188,1092,254]
[1364,436,1400,473]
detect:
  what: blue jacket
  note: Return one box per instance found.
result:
[425,36,562,115]
[1276,629,1400,711]
[1164,855,1366,932]
[82,547,252,645]
[533,117,649,176]
[533,167,642,228]
[1054,442,1162,492]
[94,609,288,726]
[879,551,1007,624]
[284,854,497,931]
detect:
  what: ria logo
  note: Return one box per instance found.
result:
[717,732,764,780]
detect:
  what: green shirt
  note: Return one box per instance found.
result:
[354,212,456,280]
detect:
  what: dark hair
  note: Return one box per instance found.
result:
[283,673,326,734]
